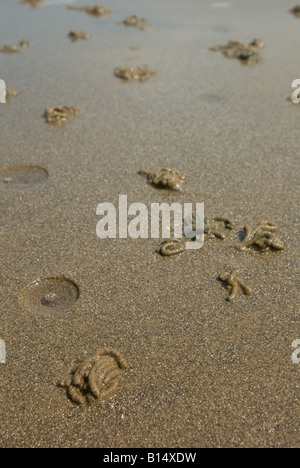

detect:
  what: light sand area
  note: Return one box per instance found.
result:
[0,0,299,448]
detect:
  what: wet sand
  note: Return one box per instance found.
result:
[0,0,299,448]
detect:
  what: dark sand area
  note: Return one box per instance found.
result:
[0,0,299,448]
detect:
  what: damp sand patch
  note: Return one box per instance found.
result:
[1,40,30,54]
[138,168,186,191]
[290,5,300,17]
[115,67,156,82]
[0,164,48,189]
[66,5,111,18]
[210,39,264,66]
[69,29,91,42]
[20,0,43,6]
[119,15,151,30]
[44,106,80,128]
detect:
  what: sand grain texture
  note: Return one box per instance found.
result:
[0,0,299,448]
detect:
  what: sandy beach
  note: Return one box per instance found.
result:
[0,0,299,448]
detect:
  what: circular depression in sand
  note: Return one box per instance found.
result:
[19,277,80,314]
[0,164,48,188]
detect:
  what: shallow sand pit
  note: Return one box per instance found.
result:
[19,277,80,314]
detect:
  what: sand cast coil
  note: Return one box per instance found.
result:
[59,348,128,405]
